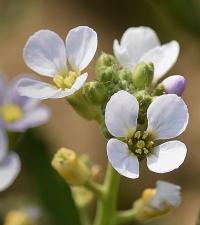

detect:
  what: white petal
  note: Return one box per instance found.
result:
[66,26,97,71]
[107,139,139,179]
[0,152,21,192]
[17,78,60,99]
[147,141,187,173]
[51,73,88,98]
[121,27,160,61]
[150,180,181,209]
[140,41,180,82]
[0,129,8,163]
[105,90,139,137]
[147,94,189,140]
[23,30,66,77]
[113,40,136,69]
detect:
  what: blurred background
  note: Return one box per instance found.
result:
[0,0,200,224]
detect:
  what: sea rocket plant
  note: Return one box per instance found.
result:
[0,129,20,191]
[113,26,180,83]
[0,75,50,132]
[105,90,188,178]
[17,26,97,99]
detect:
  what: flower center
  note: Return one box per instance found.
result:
[0,104,23,123]
[127,131,154,159]
[53,71,78,90]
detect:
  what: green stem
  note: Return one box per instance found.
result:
[115,209,137,225]
[93,163,121,225]
[84,180,104,198]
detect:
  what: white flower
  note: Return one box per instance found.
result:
[113,26,180,83]
[17,26,97,99]
[105,90,188,179]
[150,181,181,210]
[0,129,21,191]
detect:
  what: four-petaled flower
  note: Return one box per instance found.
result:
[105,90,189,179]
[0,129,20,191]
[0,75,50,132]
[17,26,97,99]
[113,26,180,83]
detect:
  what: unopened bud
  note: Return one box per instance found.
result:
[95,53,119,82]
[82,81,107,105]
[162,75,186,96]
[52,148,90,185]
[132,62,154,89]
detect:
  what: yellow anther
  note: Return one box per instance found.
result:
[135,149,142,154]
[142,188,156,203]
[142,131,149,139]
[136,140,145,149]
[134,131,141,139]
[0,104,23,123]
[53,75,65,88]
[143,148,149,154]
[52,148,90,185]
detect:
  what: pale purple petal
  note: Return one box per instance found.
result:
[0,152,21,192]
[23,30,67,77]
[147,141,187,173]
[107,138,139,179]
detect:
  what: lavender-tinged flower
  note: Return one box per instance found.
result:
[105,90,188,179]
[162,75,186,96]
[17,26,97,99]
[0,129,20,191]
[0,75,50,132]
[113,27,180,83]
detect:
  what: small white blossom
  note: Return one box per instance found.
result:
[17,26,97,99]
[113,27,180,83]
[0,129,20,191]
[105,90,188,179]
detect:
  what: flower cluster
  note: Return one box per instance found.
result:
[1,25,190,225]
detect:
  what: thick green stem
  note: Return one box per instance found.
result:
[115,209,137,225]
[93,163,121,225]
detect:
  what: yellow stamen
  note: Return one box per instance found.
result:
[142,188,156,203]
[0,104,23,123]
[53,71,78,89]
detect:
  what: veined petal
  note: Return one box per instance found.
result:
[107,139,139,179]
[140,41,180,83]
[6,106,50,132]
[51,73,88,98]
[17,78,60,99]
[0,152,21,192]
[113,40,136,69]
[0,129,8,163]
[120,27,160,63]
[150,180,181,209]
[105,90,139,138]
[147,94,189,140]
[23,30,66,77]
[147,141,187,173]
[66,26,97,71]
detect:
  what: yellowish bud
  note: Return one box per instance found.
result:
[51,148,91,185]
[4,210,36,225]
[0,104,23,123]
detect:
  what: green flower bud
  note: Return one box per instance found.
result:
[132,62,154,89]
[95,53,119,83]
[82,81,107,105]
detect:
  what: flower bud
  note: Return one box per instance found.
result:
[95,53,119,83]
[4,208,39,225]
[82,81,107,105]
[132,62,154,89]
[162,75,186,96]
[133,181,181,222]
[52,148,91,185]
